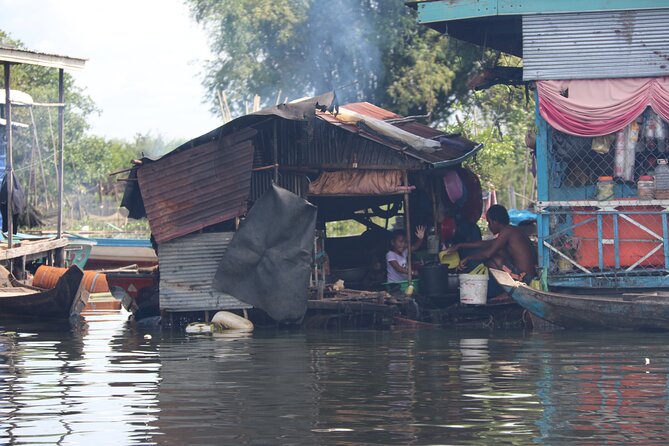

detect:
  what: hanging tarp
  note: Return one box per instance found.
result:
[308,170,411,196]
[335,106,441,153]
[212,185,316,324]
[537,77,669,136]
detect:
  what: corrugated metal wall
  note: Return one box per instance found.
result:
[158,232,251,312]
[250,170,308,201]
[272,119,424,170]
[523,9,669,81]
[138,128,256,244]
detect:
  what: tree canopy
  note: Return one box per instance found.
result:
[188,0,488,121]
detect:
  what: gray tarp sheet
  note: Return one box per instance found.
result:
[212,185,317,324]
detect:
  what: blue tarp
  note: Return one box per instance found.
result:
[508,209,537,226]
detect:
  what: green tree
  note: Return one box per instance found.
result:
[188,0,485,120]
[450,83,536,208]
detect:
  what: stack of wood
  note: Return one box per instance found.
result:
[310,286,402,305]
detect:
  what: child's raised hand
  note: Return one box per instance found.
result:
[415,225,426,239]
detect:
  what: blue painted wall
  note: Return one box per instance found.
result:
[415,0,669,23]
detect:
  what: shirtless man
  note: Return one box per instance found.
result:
[448,205,536,283]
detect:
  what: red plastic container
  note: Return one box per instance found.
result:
[572,205,664,268]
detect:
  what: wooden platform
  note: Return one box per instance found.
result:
[0,237,68,261]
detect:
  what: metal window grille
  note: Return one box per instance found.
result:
[540,107,669,289]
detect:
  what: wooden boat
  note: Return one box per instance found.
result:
[490,269,669,330]
[86,238,157,269]
[105,267,158,312]
[0,265,88,320]
[65,234,157,270]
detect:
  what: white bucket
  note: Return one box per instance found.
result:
[459,273,488,305]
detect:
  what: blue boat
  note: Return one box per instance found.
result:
[66,234,157,270]
[491,269,669,331]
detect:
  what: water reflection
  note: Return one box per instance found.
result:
[0,313,160,445]
[1,318,669,445]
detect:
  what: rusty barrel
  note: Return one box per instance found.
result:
[34,265,109,293]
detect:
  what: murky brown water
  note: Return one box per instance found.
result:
[1,312,668,445]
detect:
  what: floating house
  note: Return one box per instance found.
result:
[411,1,669,290]
[121,94,484,321]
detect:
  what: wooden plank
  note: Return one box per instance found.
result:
[307,300,394,312]
[0,238,69,260]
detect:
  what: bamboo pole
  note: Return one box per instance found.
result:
[56,68,64,266]
[4,63,13,252]
[403,170,412,285]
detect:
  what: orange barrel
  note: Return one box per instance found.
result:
[33,265,109,293]
[82,271,109,293]
[33,265,67,289]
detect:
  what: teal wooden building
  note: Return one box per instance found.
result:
[411,0,669,290]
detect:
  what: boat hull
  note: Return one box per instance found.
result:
[490,269,669,330]
[0,265,87,320]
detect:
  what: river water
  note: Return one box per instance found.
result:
[1,311,668,445]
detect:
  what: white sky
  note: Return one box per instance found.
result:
[0,0,221,141]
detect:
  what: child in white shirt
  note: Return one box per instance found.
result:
[386,226,425,282]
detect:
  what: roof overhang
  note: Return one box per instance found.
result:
[0,46,87,71]
[412,0,669,24]
[409,0,669,56]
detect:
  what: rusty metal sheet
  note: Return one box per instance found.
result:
[138,128,256,244]
[316,102,478,166]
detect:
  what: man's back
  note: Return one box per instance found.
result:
[499,225,536,278]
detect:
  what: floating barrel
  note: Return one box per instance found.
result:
[34,265,109,293]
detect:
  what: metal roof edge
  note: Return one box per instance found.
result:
[0,46,87,71]
[414,0,669,24]
[430,142,484,168]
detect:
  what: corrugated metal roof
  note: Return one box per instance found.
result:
[523,9,669,81]
[275,117,425,170]
[158,232,251,312]
[138,128,256,244]
[0,46,86,71]
[123,97,482,240]
[316,102,479,166]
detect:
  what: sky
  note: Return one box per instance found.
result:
[0,0,221,141]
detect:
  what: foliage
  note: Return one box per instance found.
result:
[448,82,536,209]
[187,0,487,120]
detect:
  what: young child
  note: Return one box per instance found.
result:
[386,226,426,283]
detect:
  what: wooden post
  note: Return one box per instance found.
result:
[273,121,279,183]
[4,63,13,251]
[431,177,439,237]
[56,68,65,266]
[403,171,413,283]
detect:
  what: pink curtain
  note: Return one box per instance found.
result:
[537,77,669,137]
